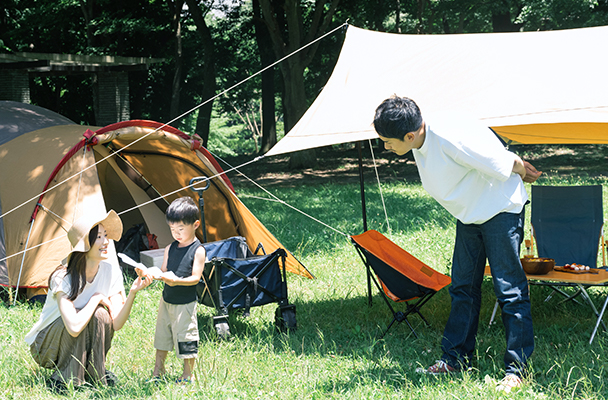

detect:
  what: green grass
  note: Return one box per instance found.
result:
[3,171,608,399]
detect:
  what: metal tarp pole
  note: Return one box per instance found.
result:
[357,141,372,306]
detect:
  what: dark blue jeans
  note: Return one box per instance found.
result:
[441,209,534,376]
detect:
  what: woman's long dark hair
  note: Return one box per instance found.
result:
[48,225,99,301]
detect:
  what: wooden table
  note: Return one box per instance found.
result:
[485,266,608,344]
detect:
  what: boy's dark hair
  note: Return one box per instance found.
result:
[373,95,423,139]
[166,196,200,225]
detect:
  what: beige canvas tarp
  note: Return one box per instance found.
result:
[267,24,608,156]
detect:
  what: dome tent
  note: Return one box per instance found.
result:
[0,101,312,299]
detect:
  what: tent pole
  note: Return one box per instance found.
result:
[357,141,373,306]
[13,219,35,306]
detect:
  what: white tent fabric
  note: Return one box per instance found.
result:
[0,101,75,146]
[266,25,608,156]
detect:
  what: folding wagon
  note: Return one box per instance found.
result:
[190,177,297,339]
[195,236,296,338]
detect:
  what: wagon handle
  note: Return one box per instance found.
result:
[190,177,211,243]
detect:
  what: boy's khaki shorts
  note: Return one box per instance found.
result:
[154,298,199,359]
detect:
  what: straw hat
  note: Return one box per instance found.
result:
[66,210,123,257]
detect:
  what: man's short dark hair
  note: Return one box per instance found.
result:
[166,196,200,225]
[373,95,423,139]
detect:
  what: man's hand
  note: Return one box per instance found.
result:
[522,161,542,183]
[513,156,542,183]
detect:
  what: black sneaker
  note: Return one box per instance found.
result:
[104,370,118,387]
[47,377,67,394]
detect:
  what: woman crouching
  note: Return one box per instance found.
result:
[24,210,152,390]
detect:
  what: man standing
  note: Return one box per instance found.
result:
[373,96,541,392]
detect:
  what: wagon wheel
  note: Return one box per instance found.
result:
[275,306,297,332]
[212,317,231,340]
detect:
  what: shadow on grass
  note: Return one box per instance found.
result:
[240,182,455,253]
[192,288,455,393]
[192,278,608,396]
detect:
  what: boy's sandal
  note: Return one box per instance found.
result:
[145,375,164,385]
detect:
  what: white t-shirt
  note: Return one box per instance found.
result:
[24,261,125,345]
[412,115,528,225]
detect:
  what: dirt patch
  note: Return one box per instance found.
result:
[221,145,420,188]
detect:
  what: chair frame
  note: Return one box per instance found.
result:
[352,239,437,339]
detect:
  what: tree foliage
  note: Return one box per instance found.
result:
[1,0,607,156]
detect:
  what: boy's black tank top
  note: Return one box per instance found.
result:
[162,238,201,304]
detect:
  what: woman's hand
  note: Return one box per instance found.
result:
[95,293,112,311]
[58,292,112,337]
[130,275,153,293]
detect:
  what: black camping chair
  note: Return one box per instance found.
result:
[489,185,608,343]
[532,185,605,269]
[190,177,297,339]
[531,185,608,342]
[351,230,451,339]
[530,185,605,306]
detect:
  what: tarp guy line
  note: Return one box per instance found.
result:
[205,151,349,238]
[0,22,349,225]
[368,139,390,233]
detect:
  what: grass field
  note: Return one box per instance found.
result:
[2,144,608,399]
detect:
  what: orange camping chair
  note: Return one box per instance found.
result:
[351,230,451,338]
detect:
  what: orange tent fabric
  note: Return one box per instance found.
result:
[0,102,312,298]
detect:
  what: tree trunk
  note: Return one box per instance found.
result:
[491,12,521,32]
[78,0,96,48]
[253,0,277,154]
[169,0,185,119]
[395,0,401,33]
[373,0,385,32]
[491,1,523,32]
[185,0,216,147]
[280,61,316,168]
[259,0,340,168]
[416,0,425,33]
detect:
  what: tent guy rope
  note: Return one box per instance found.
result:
[211,152,349,238]
[0,22,349,225]
[0,22,361,273]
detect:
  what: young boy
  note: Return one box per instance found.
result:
[146,196,206,383]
